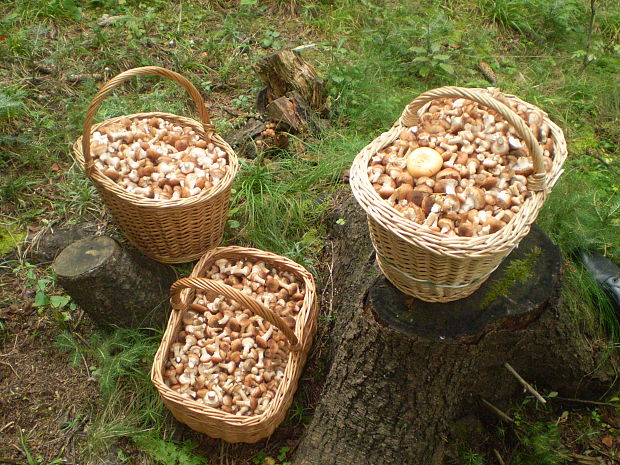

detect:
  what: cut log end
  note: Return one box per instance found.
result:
[53,236,176,329]
[367,225,562,343]
[53,236,118,278]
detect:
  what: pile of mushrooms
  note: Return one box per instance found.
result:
[89,117,229,200]
[368,97,555,237]
[164,258,306,416]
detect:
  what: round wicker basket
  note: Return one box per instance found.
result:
[350,86,567,302]
[151,246,317,443]
[73,66,239,263]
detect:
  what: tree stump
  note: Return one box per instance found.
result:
[254,49,327,115]
[53,236,176,329]
[293,196,615,465]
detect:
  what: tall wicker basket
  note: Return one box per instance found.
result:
[151,246,317,443]
[350,86,567,302]
[73,66,239,263]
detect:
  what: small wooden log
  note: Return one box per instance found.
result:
[53,236,176,328]
[254,50,327,114]
[266,92,324,134]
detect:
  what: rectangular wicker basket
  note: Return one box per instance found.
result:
[151,246,317,443]
[350,86,567,302]
[73,66,238,264]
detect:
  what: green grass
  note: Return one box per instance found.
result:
[1,0,620,463]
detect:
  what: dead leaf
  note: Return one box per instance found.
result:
[50,163,60,171]
[601,435,613,448]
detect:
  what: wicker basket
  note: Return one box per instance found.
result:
[350,86,567,302]
[151,246,318,443]
[73,66,239,263]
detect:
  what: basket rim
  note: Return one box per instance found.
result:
[349,88,568,258]
[150,246,317,426]
[73,111,239,209]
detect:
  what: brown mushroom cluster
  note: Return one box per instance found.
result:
[164,258,306,416]
[369,97,555,237]
[90,117,229,200]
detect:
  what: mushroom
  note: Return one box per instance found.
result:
[406,147,443,178]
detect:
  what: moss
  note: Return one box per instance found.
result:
[481,247,543,309]
[0,225,26,255]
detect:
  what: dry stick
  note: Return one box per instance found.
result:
[481,398,514,424]
[494,449,507,465]
[552,396,619,409]
[504,362,546,404]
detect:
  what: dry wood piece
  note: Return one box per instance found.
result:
[90,116,229,200]
[266,91,324,134]
[163,257,306,417]
[254,50,327,114]
[367,96,555,237]
[53,236,176,328]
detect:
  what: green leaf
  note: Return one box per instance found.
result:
[410,46,426,54]
[430,42,440,53]
[413,56,429,63]
[419,65,431,77]
[228,219,241,229]
[438,63,454,75]
[261,38,273,48]
[50,295,71,308]
[34,290,49,307]
[36,278,51,291]
[240,0,258,5]
[434,54,451,61]
[336,218,347,225]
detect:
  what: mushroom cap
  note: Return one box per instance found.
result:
[436,167,461,181]
[406,147,443,178]
[457,222,475,237]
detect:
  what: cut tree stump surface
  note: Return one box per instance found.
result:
[292,196,615,465]
[369,225,559,343]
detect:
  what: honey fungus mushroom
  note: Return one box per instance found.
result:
[367,95,555,237]
[89,117,229,200]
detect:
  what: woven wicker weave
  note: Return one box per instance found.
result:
[350,86,567,302]
[151,246,317,443]
[73,66,239,263]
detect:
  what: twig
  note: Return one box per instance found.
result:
[0,422,14,433]
[504,362,546,404]
[583,0,596,67]
[494,449,507,465]
[0,361,18,378]
[481,398,514,423]
[552,396,619,408]
[571,453,603,464]
[177,0,183,33]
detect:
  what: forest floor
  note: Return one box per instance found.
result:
[1,0,619,464]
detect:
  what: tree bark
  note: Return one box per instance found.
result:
[254,50,327,115]
[293,196,615,465]
[53,236,176,328]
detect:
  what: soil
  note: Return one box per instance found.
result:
[0,280,100,464]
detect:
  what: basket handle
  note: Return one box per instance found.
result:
[81,66,213,174]
[399,86,546,192]
[170,277,301,351]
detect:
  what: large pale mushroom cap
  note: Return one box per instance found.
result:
[406,147,443,178]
